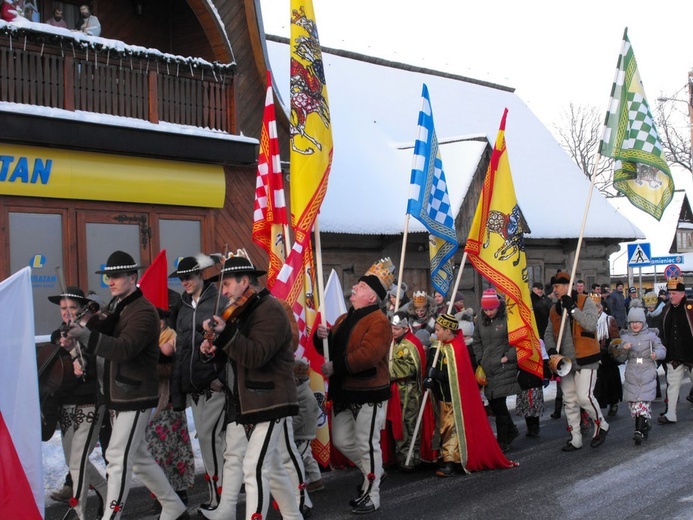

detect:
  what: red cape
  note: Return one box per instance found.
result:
[442,332,517,472]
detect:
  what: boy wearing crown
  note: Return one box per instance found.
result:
[388,310,434,471]
[423,314,514,476]
[407,291,437,346]
[315,258,393,515]
[658,277,693,425]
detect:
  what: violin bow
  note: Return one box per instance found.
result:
[213,243,229,317]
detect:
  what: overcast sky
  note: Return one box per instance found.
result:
[259,0,693,132]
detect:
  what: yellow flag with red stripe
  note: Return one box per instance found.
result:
[464,109,543,378]
[289,0,333,246]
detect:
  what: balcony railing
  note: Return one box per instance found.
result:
[0,22,236,133]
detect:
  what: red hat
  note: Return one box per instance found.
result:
[481,288,500,310]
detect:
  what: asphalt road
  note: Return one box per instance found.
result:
[45,390,693,520]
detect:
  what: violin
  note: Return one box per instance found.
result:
[36,341,78,441]
[201,289,258,362]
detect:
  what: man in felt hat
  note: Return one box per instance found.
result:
[657,278,693,425]
[169,255,228,510]
[314,258,394,514]
[200,253,304,520]
[423,313,515,476]
[544,270,609,451]
[46,286,108,519]
[66,251,189,520]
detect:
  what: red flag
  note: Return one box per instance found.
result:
[252,71,288,288]
[139,249,169,310]
[0,413,41,520]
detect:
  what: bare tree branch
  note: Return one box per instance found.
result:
[553,103,618,198]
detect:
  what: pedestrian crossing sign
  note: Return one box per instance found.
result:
[627,242,651,267]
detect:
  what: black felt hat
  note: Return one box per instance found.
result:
[168,256,203,278]
[94,250,145,275]
[48,286,90,306]
[208,256,266,282]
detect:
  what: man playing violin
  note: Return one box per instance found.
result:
[67,250,189,520]
[169,255,229,511]
[200,254,302,520]
[44,286,108,519]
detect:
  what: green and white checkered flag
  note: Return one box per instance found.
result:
[600,28,674,221]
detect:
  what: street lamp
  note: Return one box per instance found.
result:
[657,70,693,156]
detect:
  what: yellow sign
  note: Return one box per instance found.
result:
[0,143,226,208]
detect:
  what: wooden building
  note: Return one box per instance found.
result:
[1,1,642,334]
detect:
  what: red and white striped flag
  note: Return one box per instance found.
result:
[0,267,43,519]
[252,70,287,289]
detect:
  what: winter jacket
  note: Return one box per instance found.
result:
[84,288,160,411]
[606,290,627,329]
[661,298,693,363]
[216,289,298,424]
[612,325,666,402]
[293,380,319,440]
[472,304,520,400]
[171,282,228,410]
[316,304,392,405]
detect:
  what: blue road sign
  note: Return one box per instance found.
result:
[651,256,684,266]
[627,242,651,267]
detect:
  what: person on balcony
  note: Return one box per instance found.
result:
[77,3,100,36]
[46,6,68,28]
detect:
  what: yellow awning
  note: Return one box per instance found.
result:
[0,143,225,208]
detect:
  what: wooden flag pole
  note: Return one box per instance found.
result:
[389,215,412,369]
[446,251,466,315]
[405,252,467,467]
[313,218,330,364]
[555,154,603,353]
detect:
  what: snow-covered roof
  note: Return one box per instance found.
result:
[267,40,644,240]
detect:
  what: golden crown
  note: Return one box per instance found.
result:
[413,290,428,307]
[667,276,684,290]
[589,293,601,304]
[364,257,395,293]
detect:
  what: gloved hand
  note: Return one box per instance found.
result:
[67,323,92,345]
[547,348,558,357]
[423,377,435,390]
[560,295,575,313]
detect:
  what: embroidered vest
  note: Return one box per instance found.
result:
[549,293,600,366]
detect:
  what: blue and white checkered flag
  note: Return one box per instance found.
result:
[407,84,459,296]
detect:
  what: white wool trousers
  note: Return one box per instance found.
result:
[280,416,312,511]
[243,418,302,520]
[104,409,186,520]
[296,438,322,484]
[331,402,386,509]
[60,403,107,520]
[561,368,608,448]
[190,390,227,507]
[663,362,693,422]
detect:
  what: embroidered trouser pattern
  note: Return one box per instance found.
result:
[663,363,693,422]
[60,403,107,520]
